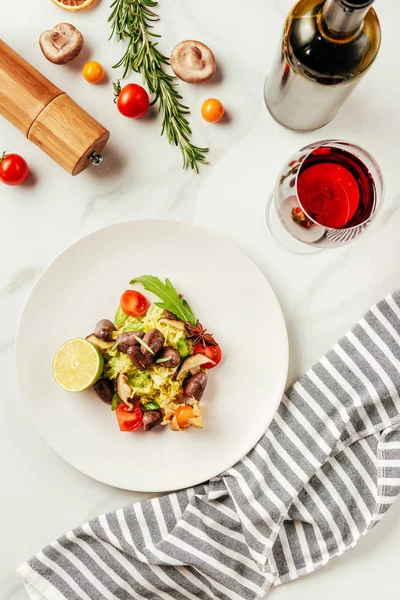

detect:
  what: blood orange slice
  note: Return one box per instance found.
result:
[51,0,96,11]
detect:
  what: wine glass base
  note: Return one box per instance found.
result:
[264,193,321,255]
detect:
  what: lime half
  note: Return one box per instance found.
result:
[53,338,103,392]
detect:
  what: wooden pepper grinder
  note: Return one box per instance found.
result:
[0,39,110,176]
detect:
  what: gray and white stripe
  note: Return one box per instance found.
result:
[19,291,400,600]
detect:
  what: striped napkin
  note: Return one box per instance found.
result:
[19,292,400,600]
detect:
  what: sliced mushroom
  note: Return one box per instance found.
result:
[157,347,181,368]
[95,319,116,342]
[143,410,163,431]
[93,378,114,404]
[86,334,114,351]
[173,353,215,380]
[184,372,208,401]
[141,329,165,357]
[39,23,84,65]
[170,40,216,83]
[116,331,144,353]
[116,373,133,410]
[158,318,186,331]
[127,345,153,371]
[163,310,178,320]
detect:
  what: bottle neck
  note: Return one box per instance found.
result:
[322,0,372,37]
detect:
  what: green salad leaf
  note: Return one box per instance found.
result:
[120,322,144,333]
[177,337,191,358]
[114,305,128,328]
[111,394,121,411]
[142,401,160,411]
[130,276,196,325]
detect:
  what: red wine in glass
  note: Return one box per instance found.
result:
[265,140,383,253]
[297,146,375,229]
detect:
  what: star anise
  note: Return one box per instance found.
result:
[185,320,218,348]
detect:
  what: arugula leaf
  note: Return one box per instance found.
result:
[130,275,196,325]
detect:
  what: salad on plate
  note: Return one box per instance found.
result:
[53,276,222,433]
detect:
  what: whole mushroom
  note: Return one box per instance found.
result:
[127,345,153,371]
[93,378,114,404]
[39,23,84,65]
[157,346,181,368]
[143,410,163,431]
[170,40,216,84]
[184,372,208,401]
[141,329,165,357]
[95,319,116,342]
[117,331,144,354]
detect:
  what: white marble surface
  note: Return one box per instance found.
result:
[2,0,400,598]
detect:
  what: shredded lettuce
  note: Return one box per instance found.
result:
[141,305,163,328]
[129,371,153,395]
[144,305,187,346]
[103,302,189,405]
[148,366,182,407]
[103,352,133,380]
[128,366,182,407]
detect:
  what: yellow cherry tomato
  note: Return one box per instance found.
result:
[201,98,224,123]
[175,405,195,428]
[82,61,105,84]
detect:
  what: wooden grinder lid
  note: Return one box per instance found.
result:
[0,39,61,135]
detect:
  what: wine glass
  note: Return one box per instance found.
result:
[265,139,384,254]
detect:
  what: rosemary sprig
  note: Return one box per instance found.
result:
[109,0,209,173]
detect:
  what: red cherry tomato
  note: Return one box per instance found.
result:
[0,152,29,186]
[120,290,149,317]
[116,84,149,118]
[116,402,143,432]
[193,344,222,369]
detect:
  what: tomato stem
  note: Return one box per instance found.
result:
[113,79,121,103]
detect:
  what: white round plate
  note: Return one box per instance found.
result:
[17,220,288,492]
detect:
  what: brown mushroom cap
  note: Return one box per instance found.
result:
[39,23,84,65]
[170,40,216,84]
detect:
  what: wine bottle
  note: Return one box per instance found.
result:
[264,0,381,132]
